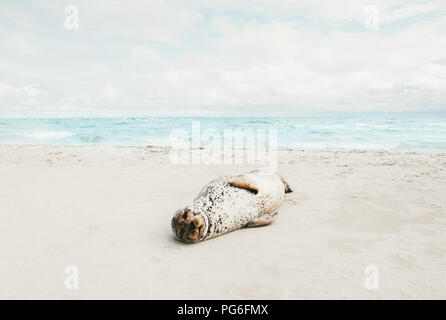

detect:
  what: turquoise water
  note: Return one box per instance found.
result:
[0,114,445,152]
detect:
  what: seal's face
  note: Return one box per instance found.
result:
[171,208,207,243]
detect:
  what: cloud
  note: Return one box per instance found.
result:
[5,34,30,53]
[0,0,445,117]
[101,85,117,100]
[131,45,161,65]
[0,83,48,116]
[75,0,203,44]
[382,2,441,22]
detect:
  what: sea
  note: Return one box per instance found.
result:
[0,113,445,152]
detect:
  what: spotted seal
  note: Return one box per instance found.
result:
[171,170,293,243]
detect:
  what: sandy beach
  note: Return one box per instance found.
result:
[0,144,445,299]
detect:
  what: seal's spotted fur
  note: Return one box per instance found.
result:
[171,170,292,243]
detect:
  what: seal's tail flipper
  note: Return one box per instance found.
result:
[279,174,293,193]
[227,175,259,194]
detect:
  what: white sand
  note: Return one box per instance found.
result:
[0,144,445,299]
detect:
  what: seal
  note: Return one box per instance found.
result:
[171,170,293,243]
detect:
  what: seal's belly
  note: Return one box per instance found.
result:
[189,179,278,240]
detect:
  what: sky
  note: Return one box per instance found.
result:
[0,0,445,117]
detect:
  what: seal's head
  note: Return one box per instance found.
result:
[171,208,208,243]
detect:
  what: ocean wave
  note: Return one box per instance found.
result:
[74,133,103,143]
[21,131,74,139]
[309,130,334,135]
[242,120,272,125]
[0,117,445,151]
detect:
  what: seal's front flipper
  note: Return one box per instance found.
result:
[227,175,259,194]
[245,211,278,227]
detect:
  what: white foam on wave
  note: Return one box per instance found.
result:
[21,131,74,139]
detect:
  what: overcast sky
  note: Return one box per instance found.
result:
[1,0,445,117]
